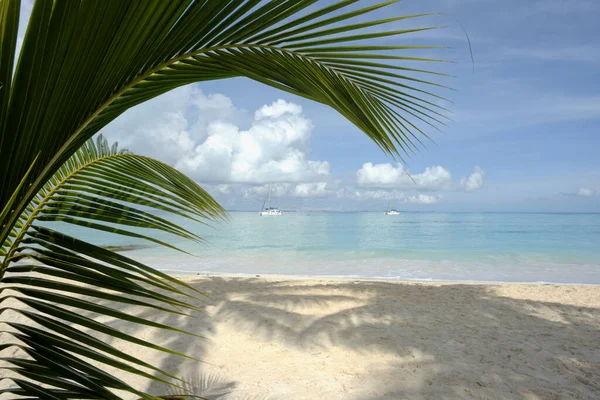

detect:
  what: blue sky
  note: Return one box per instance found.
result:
[19,0,600,212]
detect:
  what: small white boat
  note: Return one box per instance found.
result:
[259,186,283,216]
[385,197,400,215]
[260,207,283,216]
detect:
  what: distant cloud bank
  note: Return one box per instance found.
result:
[103,86,486,207]
[578,187,596,197]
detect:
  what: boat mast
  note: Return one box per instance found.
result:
[267,185,271,210]
[260,193,267,212]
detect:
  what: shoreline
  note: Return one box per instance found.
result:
[165,270,600,286]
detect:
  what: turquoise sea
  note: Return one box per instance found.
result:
[53,212,600,284]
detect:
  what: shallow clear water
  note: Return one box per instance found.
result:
[49,212,600,284]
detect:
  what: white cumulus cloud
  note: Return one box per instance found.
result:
[177,98,329,184]
[356,162,452,191]
[578,187,596,197]
[293,182,330,198]
[460,166,485,192]
[350,190,440,205]
[353,190,406,201]
[215,184,233,195]
[244,184,291,199]
[405,194,441,204]
[104,87,329,185]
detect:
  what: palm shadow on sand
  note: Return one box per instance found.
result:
[92,277,600,399]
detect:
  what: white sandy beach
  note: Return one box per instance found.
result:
[3,276,600,399]
[96,276,600,399]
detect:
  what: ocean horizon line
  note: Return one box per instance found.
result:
[224,209,600,215]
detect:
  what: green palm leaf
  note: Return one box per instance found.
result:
[1,0,452,398]
[1,135,224,398]
[0,0,451,242]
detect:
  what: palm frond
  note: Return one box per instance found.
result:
[0,0,451,244]
[0,135,225,398]
[0,1,453,397]
[166,373,236,400]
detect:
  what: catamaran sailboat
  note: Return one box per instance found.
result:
[384,197,400,215]
[259,186,282,216]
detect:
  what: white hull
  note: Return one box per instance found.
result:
[385,210,400,215]
[259,209,282,216]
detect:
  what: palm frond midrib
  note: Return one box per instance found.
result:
[27,39,443,201]
[1,152,128,273]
